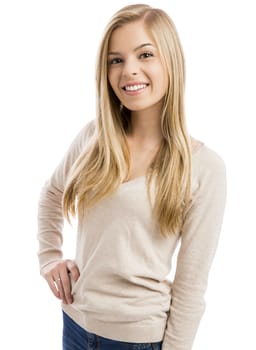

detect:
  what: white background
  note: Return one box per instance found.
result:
[0,0,255,349]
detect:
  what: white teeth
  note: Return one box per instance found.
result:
[124,84,147,91]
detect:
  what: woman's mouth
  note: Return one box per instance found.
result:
[122,83,149,95]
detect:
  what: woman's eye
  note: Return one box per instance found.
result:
[109,58,123,65]
[140,52,154,59]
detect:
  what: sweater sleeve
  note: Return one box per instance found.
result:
[162,147,227,350]
[37,120,95,274]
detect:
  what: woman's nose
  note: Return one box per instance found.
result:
[122,58,139,77]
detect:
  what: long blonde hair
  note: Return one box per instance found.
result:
[63,4,191,237]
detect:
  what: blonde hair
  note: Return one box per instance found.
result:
[63,4,191,237]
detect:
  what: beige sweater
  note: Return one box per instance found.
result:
[37,120,227,350]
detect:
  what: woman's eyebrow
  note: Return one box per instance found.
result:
[108,43,154,56]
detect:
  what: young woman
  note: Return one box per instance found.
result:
[37,4,227,350]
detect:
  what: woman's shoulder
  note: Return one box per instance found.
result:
[62,119,97,161]
[80,118,96,139]
[73,119,96,149]
[190,135,226,175]
[190,135,204,154]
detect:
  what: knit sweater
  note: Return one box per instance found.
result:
[37,120,227,350]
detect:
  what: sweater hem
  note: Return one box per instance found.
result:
[62,304,166,343]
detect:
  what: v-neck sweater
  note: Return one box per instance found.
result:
[37,120,226,350]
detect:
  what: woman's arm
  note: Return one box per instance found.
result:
[162,147,227,350]
[37,120,95,303]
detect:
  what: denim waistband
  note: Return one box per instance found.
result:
[62,311,162,350]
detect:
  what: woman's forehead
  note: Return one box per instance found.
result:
[108,21,156,52]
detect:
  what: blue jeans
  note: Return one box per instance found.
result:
[62,311,163,350]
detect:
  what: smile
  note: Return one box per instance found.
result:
[123,83,148,91]
[121,83,149,95]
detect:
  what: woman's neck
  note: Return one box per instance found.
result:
[128,109,163,146]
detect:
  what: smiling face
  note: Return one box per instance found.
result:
[107,20,168,115]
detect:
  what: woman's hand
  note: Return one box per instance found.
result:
[42,259,80,304]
